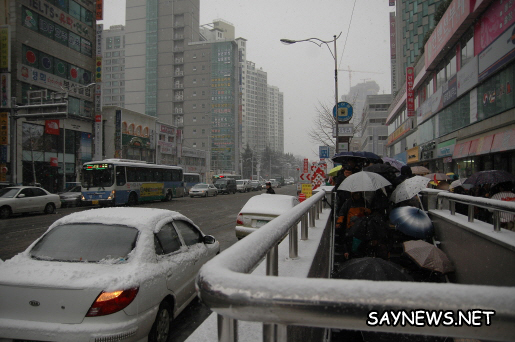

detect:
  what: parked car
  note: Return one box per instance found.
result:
[214,178,237,194]
[189,183,218,197]
[250,180,262,191]
[236,179,252,193]
[235,194,300,239]
[0,207,220,342]
[269,179,281,188]
[58,185,83,207]
[0,186,61,219]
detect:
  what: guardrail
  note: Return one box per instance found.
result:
[196,190,515,342]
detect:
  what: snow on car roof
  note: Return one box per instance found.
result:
[49,207,190,233]
[240,194,298,216]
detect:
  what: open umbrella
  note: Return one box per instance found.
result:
[403,240,455,274]
[346,215,389,242]
[463,170,515,186]
[411,166,430,175]
[449,178,473,190]
[382,157,405,171]
[390,176,430,203]
[328,165,342,177]
[356,151,383,164]
[363,164,398,183]
[338,171,391,192]
[331,151,367,164]
[424,173,450,181]
[332,257,413,281]
[389,206,434,239]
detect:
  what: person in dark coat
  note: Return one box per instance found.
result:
[392,165,413,187]
[265,182,275,194]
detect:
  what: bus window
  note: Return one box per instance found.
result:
[116,166,126,186]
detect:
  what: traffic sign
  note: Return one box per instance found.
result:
[299,173,311,181]
[332,102,353,122]
[319,146,330,158]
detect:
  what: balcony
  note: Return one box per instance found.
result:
[174,71,184,76]
[175,58,184,64]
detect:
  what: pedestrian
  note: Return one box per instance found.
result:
[392,165,414,187]
[265,181,275,194]
[490,182,515,230]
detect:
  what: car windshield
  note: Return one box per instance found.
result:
[215,180,228,184]
[193,184,208,189]
[67,185,82,192]
[30,224,139,263]
[236,180,244,185]
[81,165,115,189]
[0,188,20,198]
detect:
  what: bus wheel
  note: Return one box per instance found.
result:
[128,192,138,206]
[162,191,172,202]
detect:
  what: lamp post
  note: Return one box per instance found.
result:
[280,34,342,154]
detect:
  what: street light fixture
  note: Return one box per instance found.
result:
[280,33,342,154]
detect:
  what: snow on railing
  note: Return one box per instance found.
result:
[196,190,515,342]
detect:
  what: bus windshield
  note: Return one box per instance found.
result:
[82,164,115,189]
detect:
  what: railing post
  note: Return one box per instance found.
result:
[450,200,456,215]
[309,206,315,227]
[315,200,320,220]
[266,244,279,276]
[468,204,475,223]
[218,314,238,342]
[301,214,308,240]
[493,211,501,232]
[289,224,298,259]
[263,323,287,342]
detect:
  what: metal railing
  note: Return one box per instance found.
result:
[196,190,515,342]
[435,191,515,231]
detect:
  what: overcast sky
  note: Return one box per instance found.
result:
[100,0,394,160]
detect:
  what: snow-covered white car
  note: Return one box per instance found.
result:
[0,207,219,342]
[235,194,300,239]
[0,186,61,219]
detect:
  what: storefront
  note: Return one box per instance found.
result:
[406,146,420,165]
[436,139,456,174]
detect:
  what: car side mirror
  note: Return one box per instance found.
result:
[17,194,25,198]
[203,235,216,244]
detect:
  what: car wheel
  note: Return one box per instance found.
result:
[148,301,172,342]
[128,192,138,206]
[204,192,208,197]
[162,191,172,202]
[44,203,55,215]
[76,198,82,207]
[214,191,218,196]
[0,206,11,219]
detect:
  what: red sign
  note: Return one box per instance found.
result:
[50,157,58,167]
[95,114,102,122]
[303,159,309,173]
[406,67,415,116]
[45,120,60,135]
[96,0,104,20]
[474,0,515,55]
[300,173,311,181]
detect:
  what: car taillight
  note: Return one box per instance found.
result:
[236,213,243,225]
[86,287,139,317]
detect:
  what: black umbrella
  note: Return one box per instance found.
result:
[463,170,515,186]
[346,215,389,242]
[332,257,414,281]
[363,164,399,183]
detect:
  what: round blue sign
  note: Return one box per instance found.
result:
[333,102,353,122]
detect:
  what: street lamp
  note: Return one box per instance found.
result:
[280,33,342,154]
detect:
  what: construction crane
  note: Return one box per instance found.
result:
[338,66,384,90]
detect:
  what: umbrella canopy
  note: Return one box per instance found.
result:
[424,173,451,181]
[403,240,455,274]
[389,206,434,239]
[331,151,367,164]
[356,151,383,164]
[332,257,414,281]
[449,178,473,190]
[346,215,389,242]
[338,171,391,192]
[390,176,430,203]
[328,165,342,177]
[411,166,431,175]
[463,170,515,186]
[382,157,406,171]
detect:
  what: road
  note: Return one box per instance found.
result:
[0,184,297,342]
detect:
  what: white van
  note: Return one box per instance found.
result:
[236,179,252,192]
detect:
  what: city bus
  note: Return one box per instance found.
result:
[80,159,185,206]
[183,172,201,195]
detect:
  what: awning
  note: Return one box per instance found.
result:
[467,134,494,156]
[490,128,515,153]
[452,141,471,159]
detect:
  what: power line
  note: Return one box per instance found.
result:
[339,0,357,69]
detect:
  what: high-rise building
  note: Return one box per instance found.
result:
[4,0,97,191]
[242,60,268,153]
[360,94,392,155]
[267,85,284,154]
[101,25,126,108]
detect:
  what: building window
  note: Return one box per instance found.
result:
[193,117,196,122]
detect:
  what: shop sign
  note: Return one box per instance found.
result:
[0,26,10,73]
[437,139,456,158]
[182,147,206,158]
[490,128,515,153]
[420,141,436,161]
[442,74,457,108]
[417,86,443,125]
[443,157,453,163]
[452,141,471,159]
[474,0,515,56]
[158,141,175,155]
[332,124,353,137]
[478,21,515,81]
[406,67,415,116]
[0,74,10,108]
[387,118,412,145]
[122,134,153,150]
[159,124,176,135]
[0,112,8,145]
[457,56,478,97]
[407,146,419,164]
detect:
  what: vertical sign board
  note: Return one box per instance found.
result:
[114,110,122,158]
[0,112,7,181]
[406,67,415,116]
[1,73,10,108]
[319,146,329,159]
[94,114,102,160]
[96,0,104,20]
[0,26,10,73]
[390,12,397,92]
